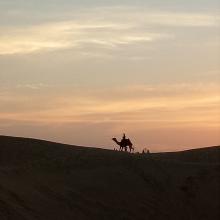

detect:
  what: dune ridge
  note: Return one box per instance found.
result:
[0,135,219,220]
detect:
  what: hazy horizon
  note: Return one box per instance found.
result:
[0,0,219,152]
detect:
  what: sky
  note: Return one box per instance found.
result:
[0,0,219,152]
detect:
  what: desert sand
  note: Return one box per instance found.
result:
[0,135,219,220]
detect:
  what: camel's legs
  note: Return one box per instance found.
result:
[129,145,134,153]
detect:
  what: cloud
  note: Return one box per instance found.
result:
[138,11,219,27]
[15,83,50,90]
[0,6,218,55]
[0,83,219,128]
[0,21,167,55]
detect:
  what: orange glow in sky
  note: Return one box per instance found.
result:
[0,1,219,151]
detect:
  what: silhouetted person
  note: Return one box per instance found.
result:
[122,133,126,142]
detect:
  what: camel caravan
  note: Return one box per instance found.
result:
[112,133,134,153]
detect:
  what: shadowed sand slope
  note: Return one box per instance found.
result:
[0,136,219,220]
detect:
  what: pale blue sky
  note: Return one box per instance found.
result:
[0,0,219,25]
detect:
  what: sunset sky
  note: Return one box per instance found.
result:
[0,0,219,151]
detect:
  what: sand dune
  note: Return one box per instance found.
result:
[0,135,219,220]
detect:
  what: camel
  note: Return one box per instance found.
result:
[112,137,134,153]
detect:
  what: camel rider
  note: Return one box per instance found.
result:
[122,133,126,142]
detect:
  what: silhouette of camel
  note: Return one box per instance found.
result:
[112,138,134,152]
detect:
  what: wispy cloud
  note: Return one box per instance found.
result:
[0,83,219,127]
[0,6,218,55]
[15,83,50,90]
[0,21,167,55]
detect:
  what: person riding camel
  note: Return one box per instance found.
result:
[112,133,134,152]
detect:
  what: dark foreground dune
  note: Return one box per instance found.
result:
[0,136,219,220]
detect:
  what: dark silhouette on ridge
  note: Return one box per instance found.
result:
[112,133,134,152]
